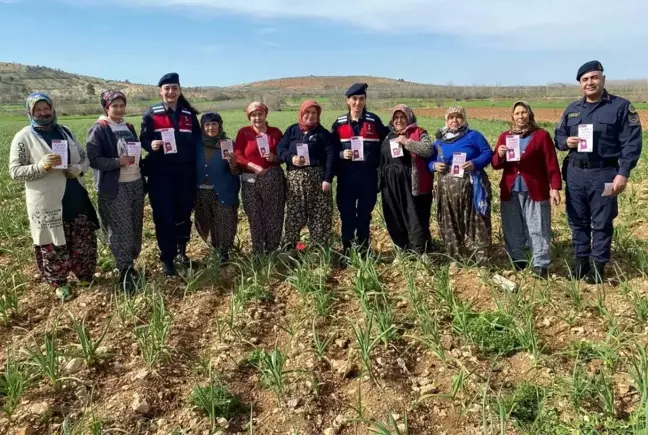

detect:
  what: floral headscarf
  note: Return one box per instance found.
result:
[436,105,469,143]
[100,90,127,113]
[246,101,269,119]
[298,100,321,132]
[390,104,417,134]
[509,100,538,137]
[26,92,57,130]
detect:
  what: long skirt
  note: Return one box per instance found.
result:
[283,167,332,248]
[381,164,433,253]
[34,213,98,287]
[242,166,285,254]
[194,187,239,255]
[98,179,144,271]
[436,172,491,264]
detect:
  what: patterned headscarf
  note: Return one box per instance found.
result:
[510,100,538,137]
[298,100,321,132]
[390,104,417,134]
[436,105,469,142]
[100,90,127,112]
[246,101,269,119]
[26,92,57,130]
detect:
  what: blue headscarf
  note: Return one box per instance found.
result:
[26,92,57,129]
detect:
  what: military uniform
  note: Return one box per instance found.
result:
[555,61,642,283]
[330,83,388,254]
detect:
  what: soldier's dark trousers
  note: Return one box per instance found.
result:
[565,164,618,264]
[336,170,378,249]
[148,164,196,263]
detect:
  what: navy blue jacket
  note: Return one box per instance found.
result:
[554,91,642,178]
[86,120,140,198]
[331,110,388,176]
[195,137,241,207]
[276,124,336,183]
[140,102,201,168]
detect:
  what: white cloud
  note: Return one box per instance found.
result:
[114,0,643,50]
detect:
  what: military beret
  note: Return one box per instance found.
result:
[158,72,180,87]
[345,83,368,97]
[576,61,603,81]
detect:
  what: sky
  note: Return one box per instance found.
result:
[1,0,646,87]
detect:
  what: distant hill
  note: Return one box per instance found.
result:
[232,75,432,91]
[0,62,156,102]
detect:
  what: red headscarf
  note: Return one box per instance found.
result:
[298,100,321,132]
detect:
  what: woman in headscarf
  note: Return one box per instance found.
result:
[492,101,562,279]
[427,106,494,265]
[277,100,336,251]
[379,104,436,254]
[139,72,201,276]
[9,93,99,302]
[234,102,285,256]
[86,90,144,294]
[194,112,241,263]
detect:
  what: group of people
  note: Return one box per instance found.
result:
[8,60,642,301]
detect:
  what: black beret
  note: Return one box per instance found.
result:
[345,83,368,97]
[576,61,603,81]
[200,112,223,127]
[158,72,180,87]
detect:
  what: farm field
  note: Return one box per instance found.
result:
[0,108,648,435]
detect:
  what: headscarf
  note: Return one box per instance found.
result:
[509,100,538,137]
[26,92,57,130]
[200,112,225,148]
[298,100,321,132]
[246,101,269,119]
[100,90,127,113]
[435,105,469,143]
[390,104,417,135]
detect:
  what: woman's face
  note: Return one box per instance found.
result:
[32,100,53,120]
[302,107,318,124]
[513,105,530,127]
[249,110,267,129]
[107,98,126,120]
[393,111,408,131]
[347,95,366,114]
[446,113,464,130]
[160,84,180,104]
[203,121,221,137]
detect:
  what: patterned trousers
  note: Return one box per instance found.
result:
[436,172,492,264]
[194,188,239,254]
[34,213,98,287]
[242,166,285,254]
[283,167,332,248]
[98,179,144,270]
[501,192,551,268]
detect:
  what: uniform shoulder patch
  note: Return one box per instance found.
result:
[365,114,376,122]
[567,112,580,118]
[336,115,348,123]
[152,103,166,114]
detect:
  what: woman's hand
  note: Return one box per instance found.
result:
[265,152,279,163]
[434,162,448,173]
[226,153,238,168]
[292,156,305,166]
[322,181,332,192]
[248,162,266,175]
[396,135,409,146]
[550,189,561,206]
[39,153,60,171]
[151,140,163,151]
[119,156,132,167]
[497,145,508,158]
[343,149,353,160]
[462,161,475,172]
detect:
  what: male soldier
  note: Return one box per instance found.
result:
[555,61,642,284]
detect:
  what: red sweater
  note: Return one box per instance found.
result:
[491,128,562,202]
[234,126,284,172]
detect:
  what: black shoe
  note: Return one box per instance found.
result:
[569,260,590,280]
[176,242,191,266]
[513,260,528,271]
[533,266,548,280]
[584,262,605,285]
[219,251,229,264]
[163,260,176,277]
